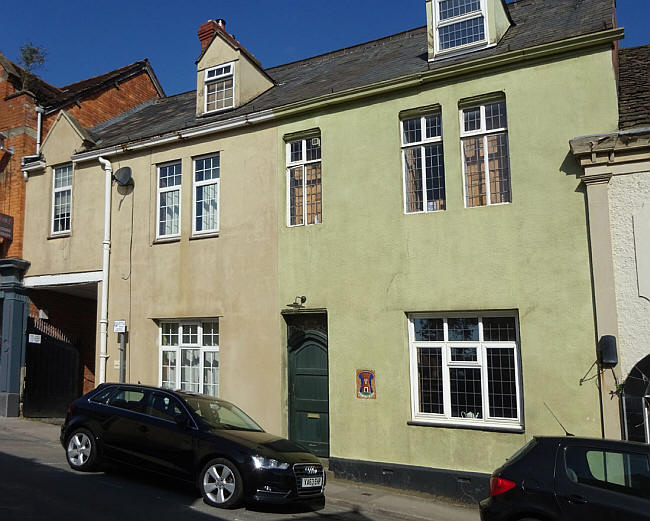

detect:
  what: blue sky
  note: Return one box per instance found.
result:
[2,0,648,96]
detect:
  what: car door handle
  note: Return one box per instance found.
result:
[568,494,588,504]
[138,425,149,433]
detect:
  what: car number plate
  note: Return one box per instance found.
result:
[301,477,322,488]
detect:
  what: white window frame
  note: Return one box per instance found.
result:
[158,320,220,396]
[459,99,511,208]
[408,312,523,431]
[192,153,220,236]
[51,163,73,235]
[400,113,446,214]
[204,61,235,113]
[433,0,490,58]
[156,161,182,239]
[285,136,322,227]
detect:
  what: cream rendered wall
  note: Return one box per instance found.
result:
[609,172,650,376]
[23,116,103,275]
[26,120,284,434]
[277,48,618,474]
[102,124,282,433]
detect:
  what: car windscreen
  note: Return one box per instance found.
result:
[182,396,264,432]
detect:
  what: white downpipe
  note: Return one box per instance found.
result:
[98,157,113,385]
[35,106,44,154]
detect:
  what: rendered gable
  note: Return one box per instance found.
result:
[41,111,91,166]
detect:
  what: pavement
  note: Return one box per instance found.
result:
[0,417,479,521]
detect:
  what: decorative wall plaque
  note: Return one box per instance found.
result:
[356,369,376,399]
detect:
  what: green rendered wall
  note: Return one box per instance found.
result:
[277,47,619,474]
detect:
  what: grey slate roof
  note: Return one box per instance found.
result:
[618,44,650,131]
[89,0,616,150]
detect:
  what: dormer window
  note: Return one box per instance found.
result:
[204,62,234,112]
[434,0,487,55]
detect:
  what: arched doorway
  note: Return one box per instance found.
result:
[287,325,329,457]
[622,354,650,443]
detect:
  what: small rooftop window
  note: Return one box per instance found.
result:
[434,0,487,55]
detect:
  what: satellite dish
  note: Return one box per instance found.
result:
[113,167,133,186]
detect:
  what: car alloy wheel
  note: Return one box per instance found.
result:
[66,428,97,471]
[200,458,243,508]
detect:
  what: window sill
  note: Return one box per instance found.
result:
[407,420,524,434]
[48,233,71,240]
[153,236,181,245]
[190,232,219,241]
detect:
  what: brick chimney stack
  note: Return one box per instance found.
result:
[198,19,226,51]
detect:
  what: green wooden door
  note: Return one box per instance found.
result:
[289,332,329,457]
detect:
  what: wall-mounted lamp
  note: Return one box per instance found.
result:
[286,296,307,309]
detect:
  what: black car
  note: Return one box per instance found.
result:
[479,436,650,521]
[61,383,325,508]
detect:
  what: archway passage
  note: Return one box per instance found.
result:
[622,355,650,443]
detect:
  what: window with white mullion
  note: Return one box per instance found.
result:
[409,313,521,428]
[286,136,322,227]
[401,113,445,213]
[52,164,73,235]
[435,0,487,54]
[461,99,511,208]
[157,162,182,238]
[193,154,220,235]
[159,319,220,396]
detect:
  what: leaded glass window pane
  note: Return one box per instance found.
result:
[418,347,444,414]
[450,367,483,418]
[485,102,507,130]
[289,166,304,226]
[439,0,481,21]
[424,143,446,211]
[487,348,517,418]
[448,318,479,341]
[439,16,485,50]
[404,147,423,213]
[487,133,511,204]
[305,163,322,225]
[463,137,486,207]
[402,118,422,144]
[483,317,516,342]
[414,318,444,341]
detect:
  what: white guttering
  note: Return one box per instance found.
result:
[72,110,275,164]
[97,157,113,385]
[35,106,45,154]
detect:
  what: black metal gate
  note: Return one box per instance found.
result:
[23,317,79,418]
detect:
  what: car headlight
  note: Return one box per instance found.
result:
[252,455,290,470]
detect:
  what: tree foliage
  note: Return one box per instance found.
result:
[17,42,47,92]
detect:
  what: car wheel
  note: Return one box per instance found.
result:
[199,458,243,508]
[65,428,98,471]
